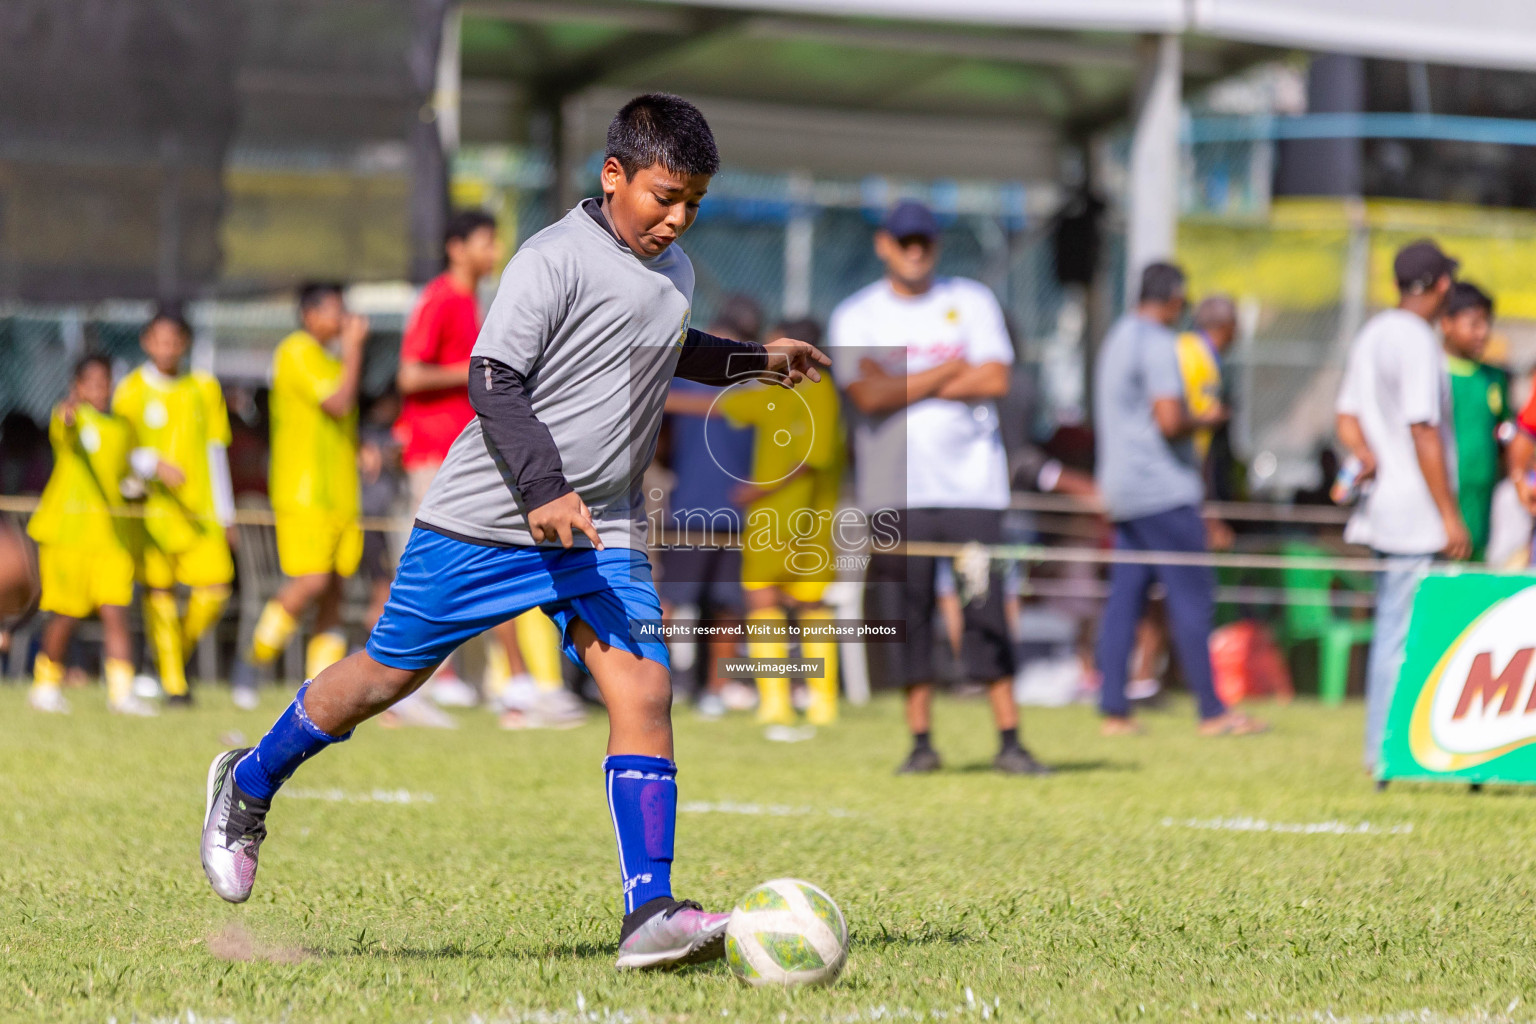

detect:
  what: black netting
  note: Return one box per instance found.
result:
[0,0,448,302]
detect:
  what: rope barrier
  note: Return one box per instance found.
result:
[1018,577,1377,610]
[0,494,1500,579]
[1006,491,1352,525]
[900,539,1399,574]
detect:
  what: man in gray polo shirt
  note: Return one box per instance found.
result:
[1093,262,1263,737]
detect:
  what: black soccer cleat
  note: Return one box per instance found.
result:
[895,746,942,775]
[994,744,1053,776]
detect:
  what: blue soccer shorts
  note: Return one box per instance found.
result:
[366,526,670,672]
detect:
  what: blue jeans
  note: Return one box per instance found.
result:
[1362,553,1431,770]
[1096,505,1226,720]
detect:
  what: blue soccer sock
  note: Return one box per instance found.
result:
[233,682,351,801]
[604,754,677,914]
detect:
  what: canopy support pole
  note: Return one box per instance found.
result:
[1124,33,1182,304]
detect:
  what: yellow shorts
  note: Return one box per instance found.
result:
[742,546,831,605]
[275,510,362,578]
[38,543,135,617]
[141,529,234,590]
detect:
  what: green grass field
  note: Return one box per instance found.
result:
[5,685,1536,1023]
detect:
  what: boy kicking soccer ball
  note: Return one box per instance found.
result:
[200,93,829,969]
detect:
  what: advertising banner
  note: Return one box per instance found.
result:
[1380,571,1536,783]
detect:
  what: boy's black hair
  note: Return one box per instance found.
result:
[143,302,192,339]
[1444,280,1494,319]
[1138,261,1186,304]
[444,209,497,248]
[73,353,111,380]
[298,281,345,313]
[605,93,719,180]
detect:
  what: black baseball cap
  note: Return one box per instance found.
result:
[882,200,940,241]
[1393,239,1459,293]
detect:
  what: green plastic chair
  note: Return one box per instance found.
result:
[1277,540,1375,705]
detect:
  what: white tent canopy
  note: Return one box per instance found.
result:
[648,0,1536,72]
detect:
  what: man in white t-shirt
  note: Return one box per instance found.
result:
[830,200,1047,777]
[1336,238,1467,772]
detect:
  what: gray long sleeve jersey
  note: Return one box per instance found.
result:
[416,200,765,550]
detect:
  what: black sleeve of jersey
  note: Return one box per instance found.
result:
[673,328,770,386]
[468,356,574,511]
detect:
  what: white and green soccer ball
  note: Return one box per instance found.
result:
[724,878,848,987]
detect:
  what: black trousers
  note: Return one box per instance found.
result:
[864,507,1016,689]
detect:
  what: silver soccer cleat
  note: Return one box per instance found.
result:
[615,900,730,970]
[200,748,269,903]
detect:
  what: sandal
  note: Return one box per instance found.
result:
[1197,711,1269,736]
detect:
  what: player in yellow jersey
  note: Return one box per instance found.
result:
[1175,295,1237,468]
[715,319,845,729]
[113,309,236,705]
[27,355,156,716]
[231,283,367,707]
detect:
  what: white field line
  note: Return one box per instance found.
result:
[105,1000,1518,1024]
[1163,816,1413,836]
[453,990,1012,1023]
[284,787,436,805]
[1245,1004,1521,1023]
[680,800,854,818]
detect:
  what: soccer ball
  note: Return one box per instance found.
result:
[724,878,848,987]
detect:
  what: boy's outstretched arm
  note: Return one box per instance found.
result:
[673,328,768,386]
[672,328,829,388]
[468,355,601,549]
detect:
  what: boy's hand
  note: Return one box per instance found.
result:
[1441,510,1472,561]
[529,491,603,550]
[60,398,78,427]
[1197,401,1231,430]
[1517,472,1536,515]
[157,460,186,489]
[762,338,831,388]
[340,314,370,357]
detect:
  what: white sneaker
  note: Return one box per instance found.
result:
[432,674,480,708]
[29,686,69,714]
[133,674,163,701]
[493,675,542,713]
[384,691,459,728]
[231,686,260,711]
[720,680,758,712]
[499,688,587,730]
[695,692,726,719]
[110,695,160,717]
[1126,677,1162,701]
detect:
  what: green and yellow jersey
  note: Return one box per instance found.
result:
[1446,355,1510,560]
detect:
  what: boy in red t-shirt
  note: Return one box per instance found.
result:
[396,209,500,497]
[391,210,583,727]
